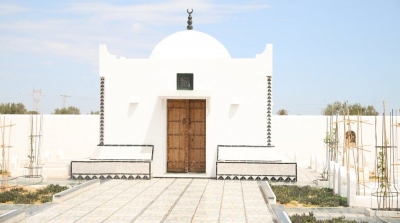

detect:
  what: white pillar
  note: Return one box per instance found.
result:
[329,161,335,189]
[338,166,347,197]
[333,163,340,194]
[347,169,357,207]
[322,159,327,179]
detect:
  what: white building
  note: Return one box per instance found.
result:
[79,13,274,179]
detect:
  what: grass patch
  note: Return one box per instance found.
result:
[0,184,68,204]
[290,212,368,223]
[271,185,347,207]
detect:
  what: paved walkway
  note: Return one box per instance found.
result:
[21,179,275,223]
[16,166,398,222]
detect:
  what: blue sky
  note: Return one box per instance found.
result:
[0,0,399,115]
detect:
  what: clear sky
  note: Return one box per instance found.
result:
[0,0,399,115]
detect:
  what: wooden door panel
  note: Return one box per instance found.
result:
[167,99,206,173]
[167,100,187,172]
[188,100,206,172]
[167,136,185,172]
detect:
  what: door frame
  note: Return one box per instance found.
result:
[165,99,207,173]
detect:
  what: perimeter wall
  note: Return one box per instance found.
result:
[1,115,398,177]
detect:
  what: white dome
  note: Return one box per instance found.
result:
[150,30,231,59]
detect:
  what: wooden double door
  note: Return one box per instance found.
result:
[167,99,206,173]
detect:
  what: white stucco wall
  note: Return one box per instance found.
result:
[1,115,398,178]
[0,115,98,168]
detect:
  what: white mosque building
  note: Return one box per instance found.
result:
[1,11,301,181]
[70,10,286,180]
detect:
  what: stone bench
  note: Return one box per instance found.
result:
[216,145,297,182]
[71,145,154,180]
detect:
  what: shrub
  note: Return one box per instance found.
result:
[14,192,38,204]
[36,184,68,195]
[290,212,368,223]
[0,190,18,203]
[270,185,347,207]
[0,184,68,204]
[291,212,316,223]
[39,195,52,203]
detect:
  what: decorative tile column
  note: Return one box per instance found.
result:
[99,77,105,146]
[267,76,272,146]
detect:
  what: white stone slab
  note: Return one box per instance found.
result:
[218,146,289,162]
[333,163,340,194]
[338,166,347,197]
[91,146,153,160]
[72,162,150,174]
[217,163,296,175]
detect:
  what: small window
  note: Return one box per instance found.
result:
[177,73,193,90]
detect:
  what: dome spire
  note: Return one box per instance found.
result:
[187,9,193,30]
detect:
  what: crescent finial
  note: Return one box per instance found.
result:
[186,9,193,30]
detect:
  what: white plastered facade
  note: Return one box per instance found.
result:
[99,30,273,178]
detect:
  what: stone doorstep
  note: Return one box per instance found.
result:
[364,208,400,217]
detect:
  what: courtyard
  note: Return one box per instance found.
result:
[21,179,274,223]
[0,167,393,222]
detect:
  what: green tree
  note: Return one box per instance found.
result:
[89,110,99,115]
[0,103,28,114]
[322,101,378,116]
[27,111,39,114]
[276,109,289,115]
[53,106,80,115]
